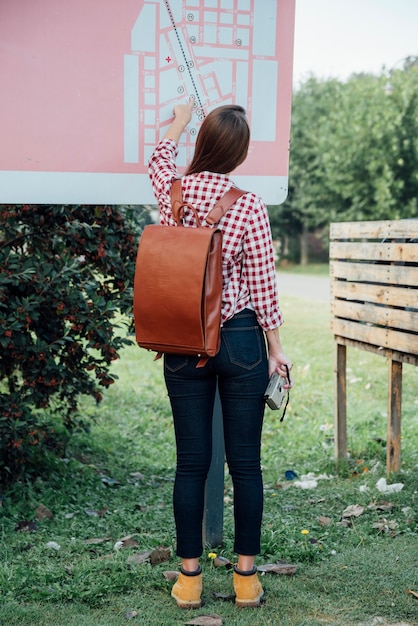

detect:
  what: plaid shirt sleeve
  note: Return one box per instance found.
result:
[241,196,283,330]
[148,139,179,226]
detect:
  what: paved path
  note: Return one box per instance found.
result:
[276,271,331,301]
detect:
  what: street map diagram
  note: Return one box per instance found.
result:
[124,0,295,200]
[0,0,294,204]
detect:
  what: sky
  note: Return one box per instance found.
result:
[292,0,418,86]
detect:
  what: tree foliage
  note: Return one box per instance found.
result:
[0,206,145,483]
[270,59,418,262]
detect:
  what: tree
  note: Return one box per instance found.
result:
[271,61,418,264]
[0,205,146,483]
[270,77,343,264]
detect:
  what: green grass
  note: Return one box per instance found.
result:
[0,294,417,625]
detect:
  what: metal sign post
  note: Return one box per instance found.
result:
[203,387,225,548]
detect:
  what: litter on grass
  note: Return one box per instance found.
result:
[376,477,404,494]
[293,472,334,489]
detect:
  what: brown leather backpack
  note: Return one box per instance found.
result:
[133,179,245,366]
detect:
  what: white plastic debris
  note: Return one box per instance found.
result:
[293,479,318,489]
[113,541,124,551]
[359,485,369,493]
[293,471,334,489]
[376,477,404,494]
[46,541,61,551]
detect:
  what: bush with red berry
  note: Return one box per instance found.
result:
[0,205,147,483]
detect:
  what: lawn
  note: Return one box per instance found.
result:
[0,293,417,626]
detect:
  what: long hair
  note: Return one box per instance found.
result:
[185,105,250,175]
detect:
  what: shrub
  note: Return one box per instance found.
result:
[0,205,146,483]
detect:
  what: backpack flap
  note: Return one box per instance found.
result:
[133,224,223,357]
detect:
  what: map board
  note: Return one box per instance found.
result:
[0,0,295,205]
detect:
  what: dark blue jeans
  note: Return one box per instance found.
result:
[164,309,269,558]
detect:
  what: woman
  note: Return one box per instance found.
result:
[148,100,293,608]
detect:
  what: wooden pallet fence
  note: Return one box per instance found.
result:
[330,219,418,474]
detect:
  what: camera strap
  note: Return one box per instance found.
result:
[280,364,291,423]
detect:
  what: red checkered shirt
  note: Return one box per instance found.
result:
[148,139,283,331]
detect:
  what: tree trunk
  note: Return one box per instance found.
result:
[282,235,289,257]
[299,225,309,266]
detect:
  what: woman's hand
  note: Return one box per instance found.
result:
[268,352,293,387]
[265,328,294,387]
[163,99,195,142]
[173,100,194,126]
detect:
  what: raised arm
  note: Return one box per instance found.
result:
[163,99,195,143]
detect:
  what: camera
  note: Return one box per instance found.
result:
[264,372,287,410]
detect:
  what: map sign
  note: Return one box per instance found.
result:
[0,0,295,204]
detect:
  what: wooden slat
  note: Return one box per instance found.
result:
[334,335,418,367]
[331,318,418,355]
[330,241,418,263]
[330,261,418,287]
[331,300,418,332]
[330,219,418,240]
[331,281,418,309]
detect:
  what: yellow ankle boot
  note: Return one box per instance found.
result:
[171,566,202,609]
[233,566,264,607]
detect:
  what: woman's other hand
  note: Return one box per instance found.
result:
[265,328,293,387]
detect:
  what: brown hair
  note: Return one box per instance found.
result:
[185,105,250,175]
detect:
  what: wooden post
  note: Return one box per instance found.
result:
[334,341,347,460]
[387,358,402,474]
[203,386,225,548]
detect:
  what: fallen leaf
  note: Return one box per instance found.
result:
[97,507,109,517]
[337,519,352,527]
[117,535,139,549]
[342,504,364,518]
[129,472,145,480]
[15,520,38,532]
[150,546,170,565]
[134,503,149,512]
[211,591,234,601]
[35,504,54,520]
[257,562,297,576]
[96,554,114,561]
[101,475,121,487]
[185,615,223,626]
[407,589,418,598]
[372,518,399,534]
[368,501,393,512]
[84,507,108,517]
[318,516,332,526]
[82,537,111,545]
[163,570,179,581]
[126,550,152,565]
[213,556,233,569]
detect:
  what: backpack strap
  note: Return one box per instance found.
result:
[170,178,247,226]
[170,179,185,225]
[206,187,247,225]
